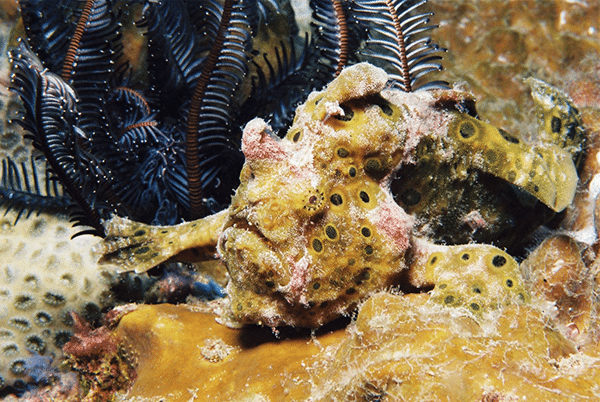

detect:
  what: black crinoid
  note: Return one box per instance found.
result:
[5,0,447,234]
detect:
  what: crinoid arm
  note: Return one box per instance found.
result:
[353,0,448,91]
[9,41,111,236]
[185,0,255,220]
[0,156,71,223]
[97,210,228,273]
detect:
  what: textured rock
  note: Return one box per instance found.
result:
[310,293,600,401]
[521,235,599,345]
[430,0,600,137]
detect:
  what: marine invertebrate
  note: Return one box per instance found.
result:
[4,0,458,330]
[6,0,448,230]
[8,0,286,228]
[1,0,596,399]
[0,157,70,222]
[62,311,136,400]
[2,0,309,390]
[66,292,600,401]
[352,0,448,91]
[0,209,116,390]
[100,61,586,327]
[10,0,217,229]
[309,292,600,401]
[76,303,345,400]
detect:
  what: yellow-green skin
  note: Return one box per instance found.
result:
[99,63,584,328]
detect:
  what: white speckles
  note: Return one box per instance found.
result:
[588,172,600,201]
[288,140,315,173]
[200,338,239,363]
[323,100,342,119]
[567,226,596,245]
[463,211,487,231]
[241,118,287,161]
[287,254,311,304]
[559,11,567,27]
[370,202,414,252]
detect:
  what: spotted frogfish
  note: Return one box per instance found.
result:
[99,62,586,328]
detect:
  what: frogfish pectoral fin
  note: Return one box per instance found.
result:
[409,240,529,316]
[96,210,228,273]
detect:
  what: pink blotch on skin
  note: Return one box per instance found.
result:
[374,202,414,251]
[287,254,311,305]
[568,78,600,109]
[241,118,287,161]
[463,210,487,231]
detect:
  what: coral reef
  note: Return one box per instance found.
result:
[71,292,600,401]
[0,206,222,392]
[310,292,600,401]
[429,0,600,137]
[85,303,343,401]
[0,209,116,389]
[5,0,446,230]
[1,0,599,399]
[63,310,136,401]
[100,61,584,328]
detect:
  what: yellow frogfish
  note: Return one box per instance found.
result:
[98,63,585,328]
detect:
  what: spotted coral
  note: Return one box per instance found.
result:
[0,210,116,390]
